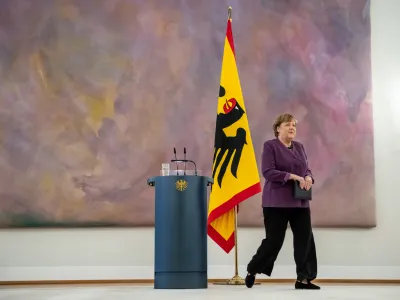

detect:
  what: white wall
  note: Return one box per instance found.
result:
[1,0,400,281]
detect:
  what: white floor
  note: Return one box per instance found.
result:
[0,284,399,300]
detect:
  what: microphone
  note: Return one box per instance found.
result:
[173,147,179,175]
[183,147,187,175]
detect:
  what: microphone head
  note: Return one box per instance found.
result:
[184,147,186,154]
[174,147,176,154]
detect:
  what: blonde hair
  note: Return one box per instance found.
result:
[272,113,297,138]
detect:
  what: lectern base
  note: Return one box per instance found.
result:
[155,272,207,289]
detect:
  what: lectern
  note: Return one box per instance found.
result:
[147,174,213,289]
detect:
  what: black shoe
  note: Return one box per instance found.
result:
[245,273,256,288]
[295,280,320,290]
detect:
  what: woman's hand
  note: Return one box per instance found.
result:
[290,174,306,189]
[298,177,306,189]
[304,176,313,191]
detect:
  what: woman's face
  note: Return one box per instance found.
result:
[278,119,297,140]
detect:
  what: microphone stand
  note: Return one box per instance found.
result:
[170,159,197,176]
[183,148,187,176]
[173,148,179,175]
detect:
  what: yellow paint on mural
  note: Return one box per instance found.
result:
[31,52,50,93]
[39,173,56,195]
[59,3,80,20]
[82,85,117,135]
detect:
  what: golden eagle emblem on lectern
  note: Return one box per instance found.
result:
[175,180,188,192]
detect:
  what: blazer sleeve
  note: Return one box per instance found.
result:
[261,142,290,183]
[300,143,314,183]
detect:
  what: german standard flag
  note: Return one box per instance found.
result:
[207,17,262,253]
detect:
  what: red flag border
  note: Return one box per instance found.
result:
[226,19,235,56]
[207,182,261,253]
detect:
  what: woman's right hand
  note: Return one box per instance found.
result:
[297,177,306,189]
[290,174,306,189]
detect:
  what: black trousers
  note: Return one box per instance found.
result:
[247,207,317,281]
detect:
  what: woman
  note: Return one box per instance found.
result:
[245,113,320,290]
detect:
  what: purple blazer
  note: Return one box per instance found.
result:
[261,138,314,208]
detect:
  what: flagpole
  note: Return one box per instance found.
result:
[213,205,244,285]
[213,205,258,285]
[230,205,245,284]
[213,6,259,286]
[228,5,232,20]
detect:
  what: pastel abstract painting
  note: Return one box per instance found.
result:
[0,0,374,228]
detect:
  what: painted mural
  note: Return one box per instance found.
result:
[0,0,374,227]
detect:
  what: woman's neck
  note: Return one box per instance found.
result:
[278,137,292,147]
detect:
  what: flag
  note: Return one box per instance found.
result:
[207,17,262,253]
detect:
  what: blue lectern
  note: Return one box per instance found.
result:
[147,174,213,289]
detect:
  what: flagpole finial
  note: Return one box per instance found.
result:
[228,6,232,20]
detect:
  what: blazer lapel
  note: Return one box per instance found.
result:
[275,138,297,159]
[275,139,306,164]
